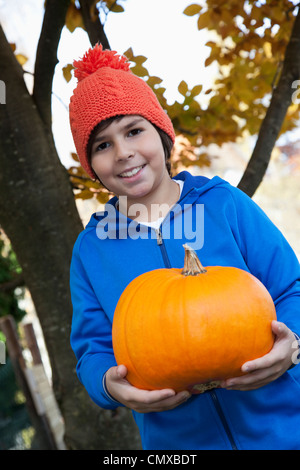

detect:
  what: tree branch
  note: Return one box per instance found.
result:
[238,6,300,197]
[0,22,25,84]
[0,274,25,293]
[32,0,71,129]
[79,0,111,49]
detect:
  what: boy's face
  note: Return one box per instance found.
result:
[90,115,168,202]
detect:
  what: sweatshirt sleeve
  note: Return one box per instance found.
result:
[69,237,122,410]
[228,185,300,336]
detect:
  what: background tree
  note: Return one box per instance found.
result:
[0,235,26,323]
[181,0,300,196]
[0,0,141,450]
[0,0,299,449]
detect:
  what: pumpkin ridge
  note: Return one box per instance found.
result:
[136,271,181,389]
[113,274,156,390]
[123,270,177,389]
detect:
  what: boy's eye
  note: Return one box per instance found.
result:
[128,128,142,137]
[96,142,110,152]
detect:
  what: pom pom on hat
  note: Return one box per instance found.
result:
[69,44,175,179]
[73,44,130,82]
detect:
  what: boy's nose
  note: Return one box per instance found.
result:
[115,140,134,161]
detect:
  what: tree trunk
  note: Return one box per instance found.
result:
[238,6,300,197]
[0,22,141,449]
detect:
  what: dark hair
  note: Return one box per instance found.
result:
[87,115,173,179]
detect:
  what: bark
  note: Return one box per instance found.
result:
[33,0,71,128]
[238,6,300,197]
[0,273,25,293]
[0,18,140,450]
[79,0,111,49]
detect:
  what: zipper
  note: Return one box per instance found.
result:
[153,184,195,251]
[155,226,238,450]
[155,227,171,268]
[210,390,238,450]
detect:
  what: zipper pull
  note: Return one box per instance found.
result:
[156,228,163,245]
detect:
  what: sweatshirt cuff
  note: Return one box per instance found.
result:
[288,333,300,370]
[102,371,124,407]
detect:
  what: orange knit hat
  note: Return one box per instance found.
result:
[69,44,175,179]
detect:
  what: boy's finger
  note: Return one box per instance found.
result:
[116,364,128,378]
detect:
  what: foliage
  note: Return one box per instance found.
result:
[183,0,300,140]
[0,359,33,450]
[0,233,26,323]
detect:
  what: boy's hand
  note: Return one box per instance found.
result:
[221,320,298,391]
[105,364,191,413]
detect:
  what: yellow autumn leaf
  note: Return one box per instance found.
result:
[130,64,148,77]
[191,85,203,96]
[66,3,84,33]
[183,4,202,16]
[71,152,79,162]
[62,64,74,83]
[123,47,134,61]
[197,11,211,30]
[97,191,111,204]
[110,4,124,13]
[286,103,299,116]
[146,76,163,88]
[263,42,272,59]
[133,55,148,65]
[75,189,94,200]
[101,0,125,14]
[178,80,189,96]
[15,54,28,66]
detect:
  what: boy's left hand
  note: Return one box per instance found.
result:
[221,321,298,391]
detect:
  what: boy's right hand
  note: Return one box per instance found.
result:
[105,365,191,413]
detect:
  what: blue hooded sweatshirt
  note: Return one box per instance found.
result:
[70,171,300,450]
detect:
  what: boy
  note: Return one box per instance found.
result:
[69,44,300,449]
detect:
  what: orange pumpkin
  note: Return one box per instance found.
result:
[112,245,276,393]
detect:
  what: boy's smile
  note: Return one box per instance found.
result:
[90,115,178,219]
[118,164,147,179]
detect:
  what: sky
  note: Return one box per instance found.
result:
[0,0,218,168]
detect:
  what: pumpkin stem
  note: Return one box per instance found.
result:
[181,244,207,276]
